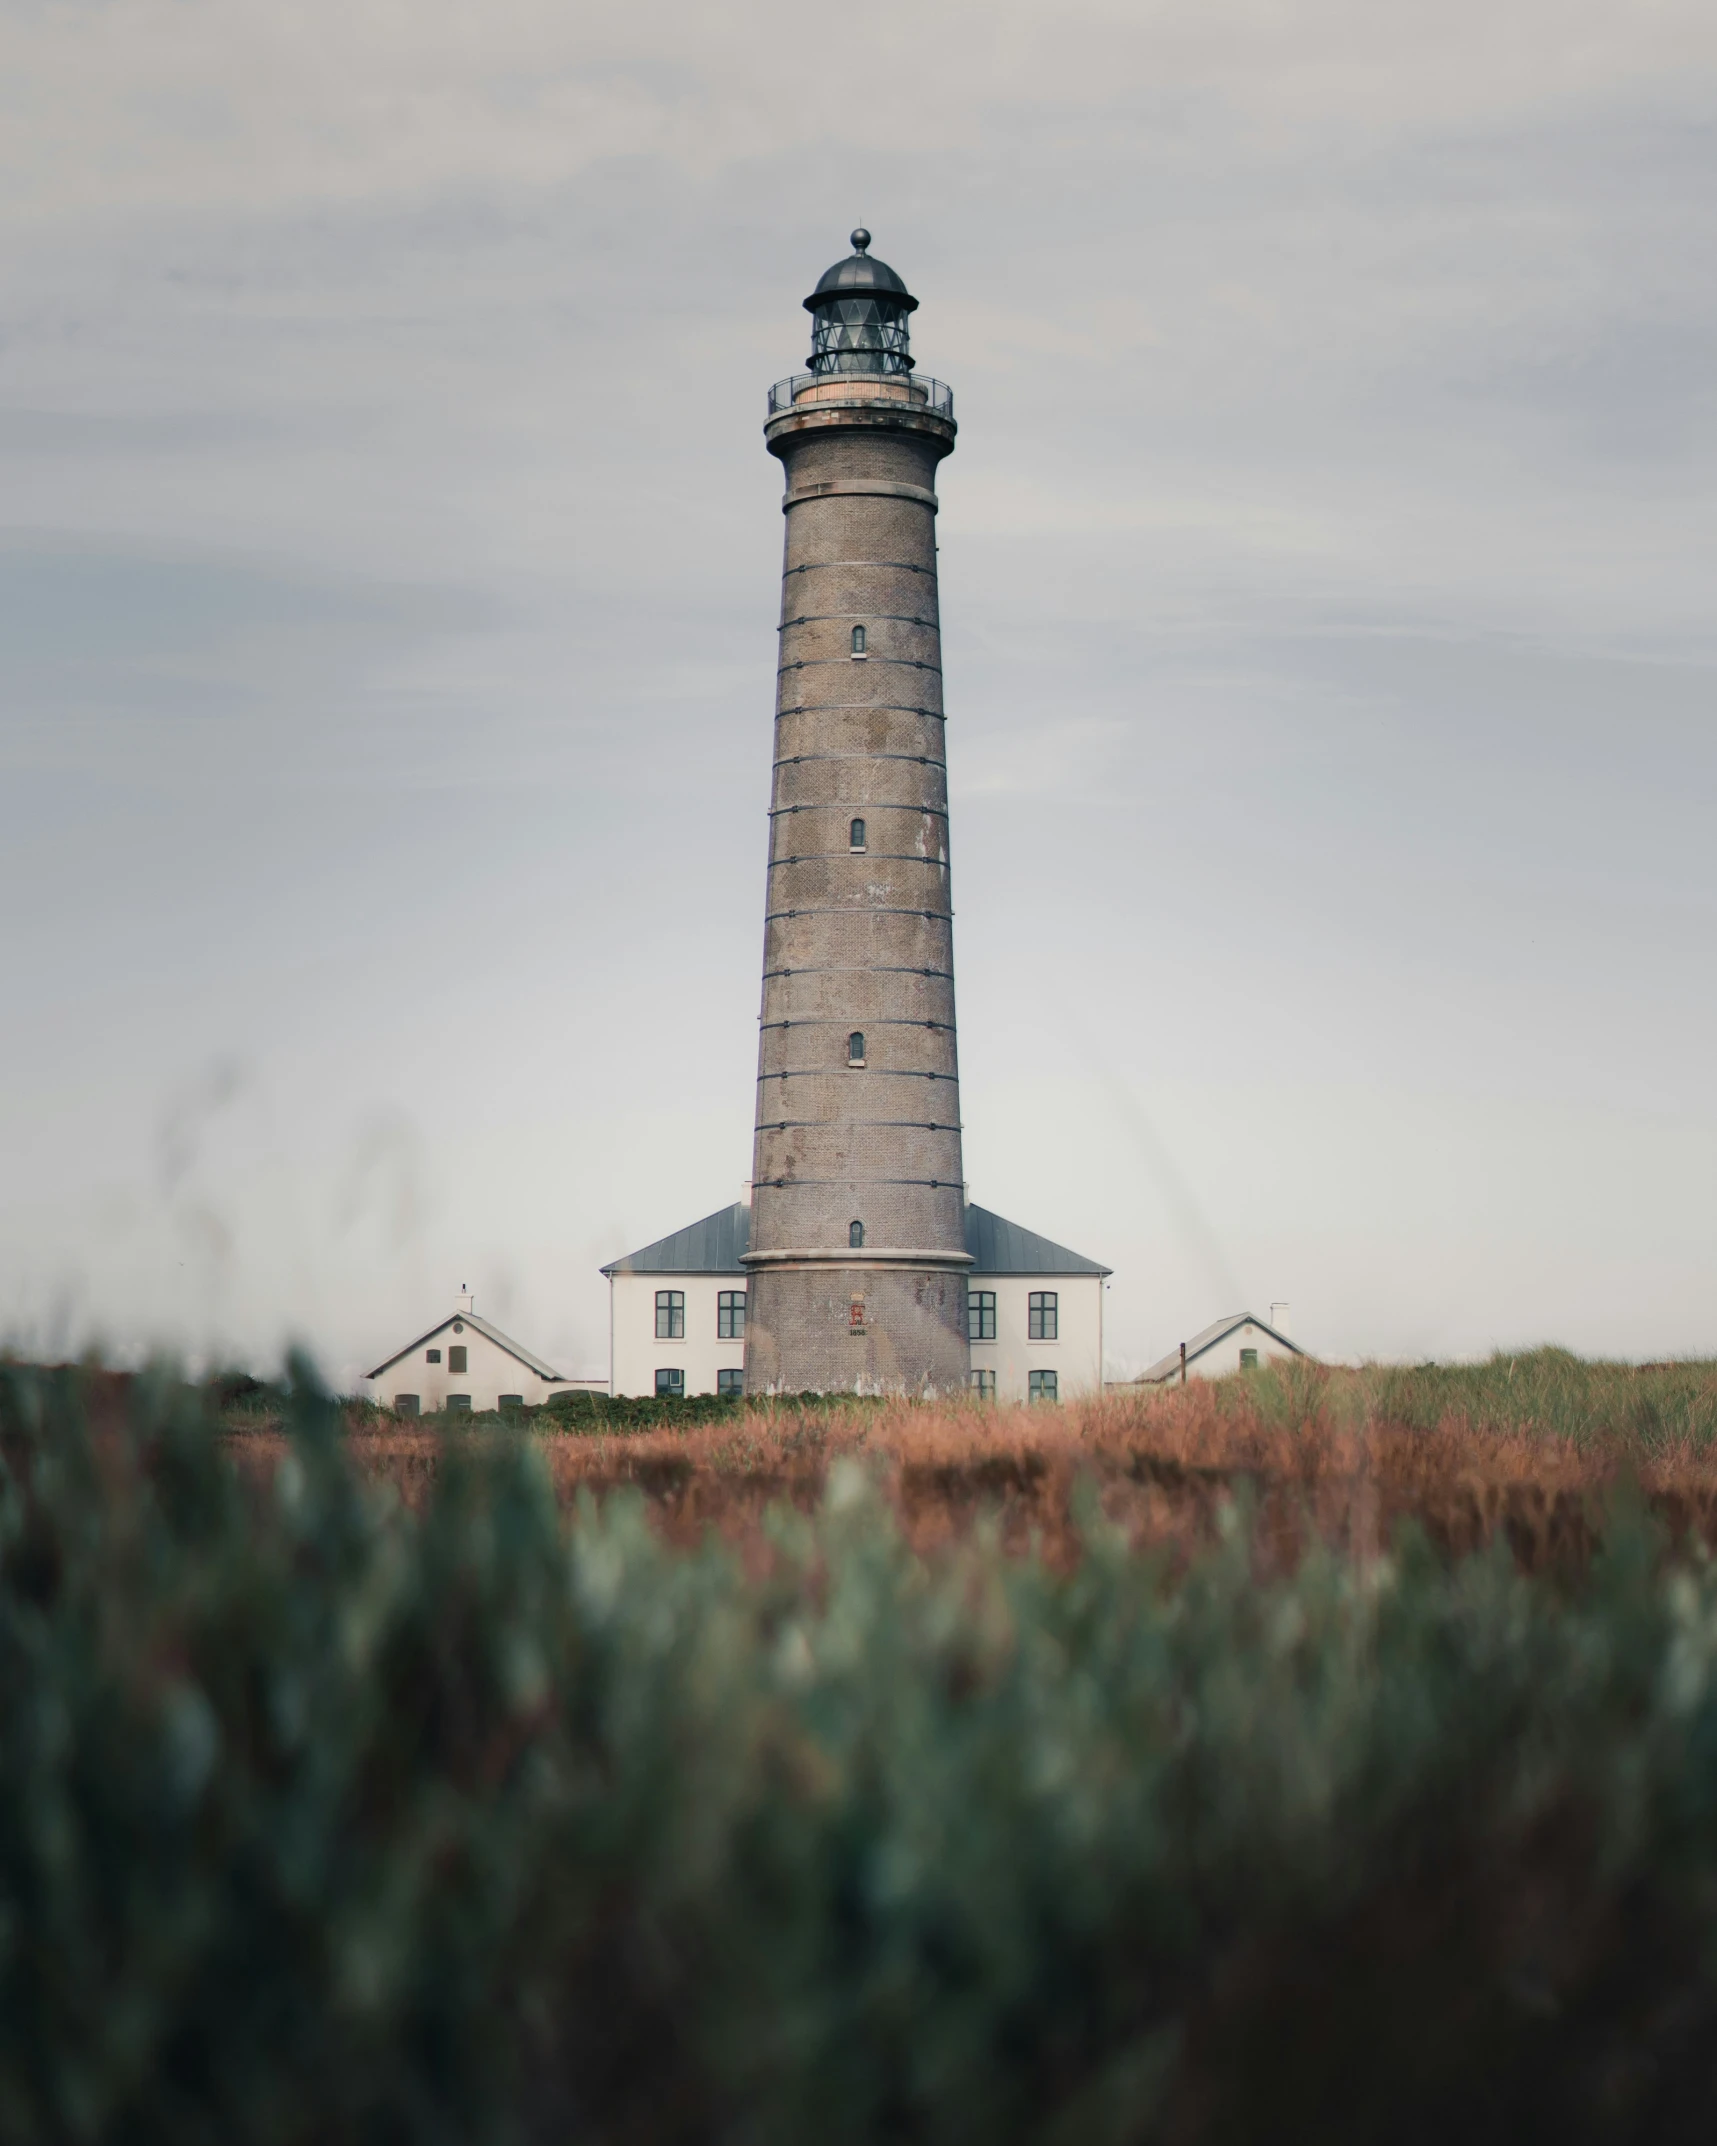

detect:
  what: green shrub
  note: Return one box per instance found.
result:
[536,1387,890,1434]
[539,1386,745,1431]
[7,1359,1717,2142]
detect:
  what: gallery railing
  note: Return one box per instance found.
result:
[767,374,954,420]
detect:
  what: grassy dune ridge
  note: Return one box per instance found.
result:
[217,1349,1717,1573]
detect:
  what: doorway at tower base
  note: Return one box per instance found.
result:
[743,1264,970,1396]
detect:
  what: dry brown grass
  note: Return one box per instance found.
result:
[221,1354,1717,1575]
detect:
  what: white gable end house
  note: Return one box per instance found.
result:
[367,1293,573,1415]
[1138,1309,1309,1385]
[603,1200,1111,1403]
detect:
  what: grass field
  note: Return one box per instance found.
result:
[11,1349,1717,2140]
[212,1350,1717,1574]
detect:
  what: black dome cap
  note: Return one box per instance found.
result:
[804,227,918,314]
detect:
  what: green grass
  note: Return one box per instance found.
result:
[1212,1347,1717,1451]
[10,1355,1717,2140]
[198,1350,1717,1452]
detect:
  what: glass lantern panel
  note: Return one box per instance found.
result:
[810,296,913,375]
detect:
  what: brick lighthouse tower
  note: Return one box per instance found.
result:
[741,230,971,1396]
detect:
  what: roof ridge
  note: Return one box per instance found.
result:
[1137,1311,1305,1384]
[601,1200,753,1276]
[963,1200,1111,1277]
[367,1309,563,1383]
[598,1200,1109,1279]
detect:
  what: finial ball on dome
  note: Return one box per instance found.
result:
[850,226,871,253]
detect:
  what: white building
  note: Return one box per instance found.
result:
[962,1205,1110,1405]
[1138,1307,1308,1384]
[602,1200,1110,1403]
[366,1292,574,1415]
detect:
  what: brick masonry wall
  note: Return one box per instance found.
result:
[745,387,971,1396]
[743,1266,969,1396]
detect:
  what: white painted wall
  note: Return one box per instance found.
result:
[607,1269,1103,1402]
[368,1317,564,1414]
[966,1273,1104,1404]
[609,1272,747,1398]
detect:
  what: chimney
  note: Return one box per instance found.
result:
[740,1180,753,1208]
[458,1284,474,1315]
[1269,1302,1290,1338]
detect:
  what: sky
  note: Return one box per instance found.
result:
[2,0,1714,1386]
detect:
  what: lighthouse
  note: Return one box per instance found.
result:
[741,230,972,1395]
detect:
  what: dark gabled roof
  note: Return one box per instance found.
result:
[599,1200,1108,1279]
[963,1202,1111,1277]
[367,1310,563,1384]
[1139,1312,1307,1385]
[601,1203,752,1276]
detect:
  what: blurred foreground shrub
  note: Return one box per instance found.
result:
[7,1362,1717,2144]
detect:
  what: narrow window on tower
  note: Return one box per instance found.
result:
[850,624,867,657]
[849,817,866,851]
[849,1220,865,1248]
[847,1031,865,1066]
